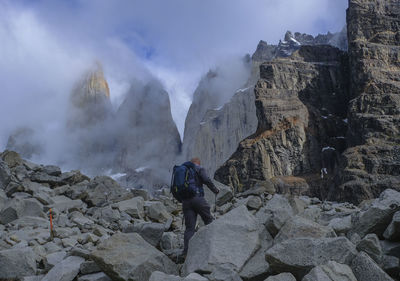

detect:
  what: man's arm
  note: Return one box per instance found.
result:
[198,167,219,194]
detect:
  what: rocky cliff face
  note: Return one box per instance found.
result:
[68,62,113,129]
[215,46,350,194]
[115,80,182,189]
[182,58,253,174]
[215,0,399,205]
[333,0,400,203]
[181,29,346,176]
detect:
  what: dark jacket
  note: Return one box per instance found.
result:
[182,161,219,196]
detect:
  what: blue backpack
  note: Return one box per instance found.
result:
[170,162,197,202]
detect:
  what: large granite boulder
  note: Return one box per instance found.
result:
[265,237,358,279]
[384,211,400,241]
[0,198,45,224]
[0,247,37,279]
[351,251,394,281]
[81,176,132,207]
[256,194,294,237]
[41,256,85,281]
[91,232,178,281]
[115,197,144,219]
[274,215,336,244]
[183,205,260,275]
[348,189,400,238]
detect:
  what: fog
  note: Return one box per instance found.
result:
[0,0,348,176]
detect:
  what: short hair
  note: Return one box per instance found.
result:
[190,157,201,165]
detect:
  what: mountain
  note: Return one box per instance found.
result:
[182,29,348,177]
[68,62,113,129]
[114,80,182,190]
[215,0,399,204]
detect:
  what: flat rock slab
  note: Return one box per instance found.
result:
[0,247,37,279]
[41,256,85,281]
[91,232,178,281]
[265,273,296,281]
[302,261,357,281]
[266,237,358,279]
[274,215,336,244]
[183,205,260,275]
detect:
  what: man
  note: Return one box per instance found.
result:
[181,157,219,257]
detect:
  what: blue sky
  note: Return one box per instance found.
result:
[0,0,348,148]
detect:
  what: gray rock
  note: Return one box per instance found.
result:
[149,271,182,281]
[80,260,101,274]
[256,195,294,237]
[239,247,269,280]
[380,240,400,258]
[161,232,181,251]
[91,232,178,281]
[184,273,209,281]
[351,251,394,281]
[48,196,87,213]
[266,237,358,279]
[42,255,85,281]
[0,247,37,279]
[384,211,400,241]
[349,189,400,239]
[328,215,352,235]
[381,255,400,279]
[70,212,94,229]
[274,216,336,244]
[123,221,165,247]
[0,198,45,224]
[44,251,67,270]
[215,182,233,206]
[21,276,45,281]
[10,216,49,228]
[247,196,262,210]
[183,205,260,275]
[43,165,62,176]
[265,273,296,281]
[2,150,23,168]
[0,159,12,189]
[30,172,66,187]
[116,197,144,219]
[60,170,90,185]
[78,272,111,281]
[146,201,172,223]
[356,233,383,263]
[82,176,132,207]
[302,261,357,281]
[207,264,243,281]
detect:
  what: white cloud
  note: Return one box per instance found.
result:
[0,0,348,159]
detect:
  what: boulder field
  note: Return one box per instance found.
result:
[1,150,400,281]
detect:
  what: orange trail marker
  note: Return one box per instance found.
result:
[49,208,54,239]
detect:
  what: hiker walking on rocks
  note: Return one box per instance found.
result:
[170,157,219,257]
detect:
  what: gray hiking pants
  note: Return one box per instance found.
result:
[182,196,213,254]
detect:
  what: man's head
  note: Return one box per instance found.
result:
[190,157,201,166]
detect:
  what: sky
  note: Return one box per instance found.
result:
[0,0,348,150]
